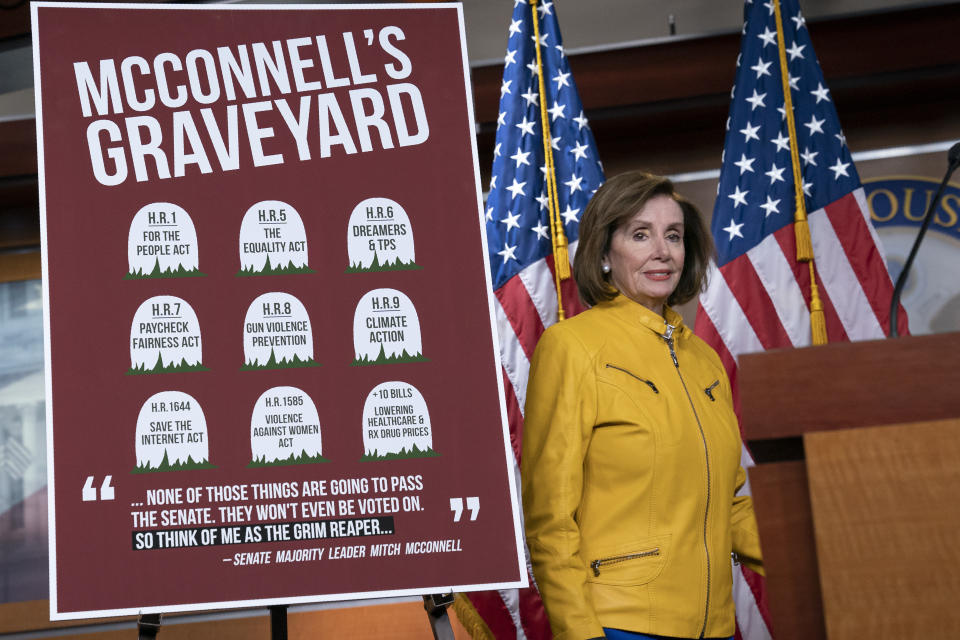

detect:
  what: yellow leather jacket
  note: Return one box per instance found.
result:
[522,295,763,639]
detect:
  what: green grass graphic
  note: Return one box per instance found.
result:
[247,451,330,468]
[241,348,321,371]
[360,444,439,462]
[126,353,208,375]
[346,252,422,273]
[350,345,428,367]
[125,258,205,279]
[132,451,216,474]
[237,255,315,276]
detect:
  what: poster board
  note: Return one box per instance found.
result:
[32,2,526,619]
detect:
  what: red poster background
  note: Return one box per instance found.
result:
[34,3,524,618]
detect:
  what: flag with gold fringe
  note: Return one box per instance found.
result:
[696,1,908,636]
[454,0,602,637]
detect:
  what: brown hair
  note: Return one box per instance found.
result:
[573,170,714,307]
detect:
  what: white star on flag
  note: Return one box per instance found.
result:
[771,131,790,151]
[553,70,571,88]
[506,178,526,199]
[760,195,781,216]
[758,26,777,47]
[746,89,767,110]
[728,186,749,207]
[804,115,826,136]
[510,148,531,167]
[786,41,806,60]
[570,141,589,160]
[548,102,566,120]
[751,57,772,78]
[573,110,588,130]
[501,211,521,230]
[740,122,761,142]
[723,219,745,239]
[734,153,756,174]
[531,220,550,239]
[829,158,851,179]
[810,82,831,103]
[765,163,785,183]
[560,204,580,224]
[515,116,536,137]
[564,173,583,194]
[497,242,517,263]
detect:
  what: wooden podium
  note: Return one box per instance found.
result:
[739,332,960,640]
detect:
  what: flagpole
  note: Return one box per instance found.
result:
[530,0,570,321]
[772,0,828,345]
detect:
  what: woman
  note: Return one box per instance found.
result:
[522,171,763,640]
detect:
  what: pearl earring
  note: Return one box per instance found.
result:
[602,264,611,273]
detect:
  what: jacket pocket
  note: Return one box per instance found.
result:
[604,364,658,394]
[704,379,720,401]
[585,534,670,586]
[602,363,679,446]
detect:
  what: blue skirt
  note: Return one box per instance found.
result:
[603,628,733,640]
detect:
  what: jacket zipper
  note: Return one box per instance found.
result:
[590,548,660,577]
[704,380,719,402]
[604,364,659,393]
[663,324,712,639]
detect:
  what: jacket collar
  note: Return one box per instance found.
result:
[601,294,689,340]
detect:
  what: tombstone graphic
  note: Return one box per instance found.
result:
[361,381,436,460]
[134,391,212,472]
[242,292,319,369]
[249,386,325,466]
[238,200,313,276]
[351,288,426,365]
[128,295,205,374]
[126,202,202,278]
[346,197,418,272]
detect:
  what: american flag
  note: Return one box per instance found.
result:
[695,0,906,637]
[457,1,602,638]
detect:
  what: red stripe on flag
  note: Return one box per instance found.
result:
[496,275,546,361]
[502,365,525,463]
[719,257,794,349]
[740,564,773,635]
[823,193,908,336]
[465,592,519,639]
[773,225,849,342]
[517,572,553,640]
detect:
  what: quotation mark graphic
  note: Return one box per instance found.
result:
[82,475,115,502]
[449,497,480,522]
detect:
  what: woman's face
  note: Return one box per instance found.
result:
[604,194,686,316]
